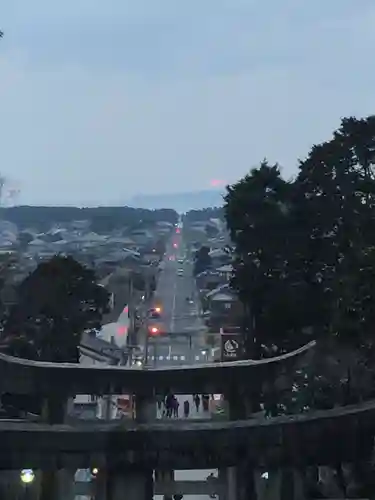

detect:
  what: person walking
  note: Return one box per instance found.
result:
[193,394,200,412]
[183,399,190,418]
[207,472,217,498]
[165,393,174,418]
[173,397,179,418]
[202,394,210,412]
[156,395,163,412]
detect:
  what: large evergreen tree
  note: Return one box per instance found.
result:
[295,116,375,349]
[194,245,212,275]
[224,160,317,356]
[2,255,110,362]
[225,115,375,373]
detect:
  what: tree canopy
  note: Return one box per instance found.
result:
[2,255,110,362]
[194,245,212,276]
[224,115,375,410]
[184,207,224,223]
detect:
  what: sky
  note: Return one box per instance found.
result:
[1,1,375,206]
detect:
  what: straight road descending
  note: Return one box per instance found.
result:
[147,234,208,367]
[151,228,216,500]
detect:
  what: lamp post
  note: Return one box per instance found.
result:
[201,349,209,362]
[20,469,35,499]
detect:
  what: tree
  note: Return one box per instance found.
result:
[194,245,212,275]
[224,160,314,356]
[154,237,167,256]
[3,255,110,362]
[0,254,17,333]
[294,116,375,350]
[131,271,146,291]
[224,115,375,500]
[0,206,178,232]
[225,117,375,406]
[184,207,224,223]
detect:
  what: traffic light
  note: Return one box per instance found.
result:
[149,326,160,335]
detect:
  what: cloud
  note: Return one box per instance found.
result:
[0,1,375,204]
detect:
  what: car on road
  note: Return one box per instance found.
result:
[149,307,162,319]
[177,258,184,264]
[177,269,183,276]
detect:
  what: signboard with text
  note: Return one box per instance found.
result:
[220,333,243,361]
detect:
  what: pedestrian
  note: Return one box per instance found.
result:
[173,397,179,418]
[202,394,209,412]
[156,395,163,412]
[183,399,190,418]
[165,393,174,418]
[207,473,217,498]
[194,394,200,412]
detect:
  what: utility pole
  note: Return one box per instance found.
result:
[127,273,136,358]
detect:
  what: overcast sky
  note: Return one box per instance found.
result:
[1,1,375,205]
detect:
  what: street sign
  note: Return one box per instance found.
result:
[221,333,242,361]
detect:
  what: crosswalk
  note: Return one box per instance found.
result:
[148,354,208,362]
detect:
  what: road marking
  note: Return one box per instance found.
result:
[150,354,197,362]
[170,281,177,332]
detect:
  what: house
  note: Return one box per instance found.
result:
[216,263,233,282]
[196,269,225,292]
[204,284,243,331]
[209,247,231,267]
[141,250,161,264]
[71,329,131,421]
[106,236,138,250]
[129,229,154,246]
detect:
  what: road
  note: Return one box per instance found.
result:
[150,227,217,500]
[146,236,209,367]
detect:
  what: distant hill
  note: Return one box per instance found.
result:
[129,190,224,212]
[0,206,178,232]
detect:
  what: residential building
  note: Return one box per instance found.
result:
[204,284,243,331]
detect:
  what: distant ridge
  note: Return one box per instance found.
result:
[129,190,224,212]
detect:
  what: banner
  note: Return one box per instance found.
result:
[116,395,132,418]
[221,333,243,361]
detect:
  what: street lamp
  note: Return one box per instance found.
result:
[20,469,35,484]
[201,349,208,361]
[20,469,35,499]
